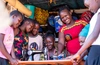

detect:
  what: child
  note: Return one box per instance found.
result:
[71,0,100,65]
[14,18,34,61]
[28,21,43,61]
[44,31,57,60]
[0,5,23,65]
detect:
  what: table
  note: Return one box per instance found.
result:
[18,60,73,65]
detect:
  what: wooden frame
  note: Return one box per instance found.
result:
[19,60,72,65]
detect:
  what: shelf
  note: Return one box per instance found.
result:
[72,8,89,14]
[40,24,48,26]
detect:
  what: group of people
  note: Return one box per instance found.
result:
[0,0,100,65]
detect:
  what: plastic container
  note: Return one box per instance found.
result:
[25,5,35,19]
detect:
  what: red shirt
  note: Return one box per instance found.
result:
[59,20,87,54]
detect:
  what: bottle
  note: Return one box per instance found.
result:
[53,55,58,60]
[44,47,48,60]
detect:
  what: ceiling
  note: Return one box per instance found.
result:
[19,0,86,10]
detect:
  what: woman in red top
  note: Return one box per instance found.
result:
[57,5,88,56]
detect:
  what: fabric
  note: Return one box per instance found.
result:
[79,24,90,37]
[54,16,63,33]
[85,45,100,65]
[14,28,28,60]
[28,35,43,61]
[86,8,100,45]
[59,20,88,54]
[81,11,93,23]
[0,26,14,59]
[0,57,9,65]
[47,49,57,60]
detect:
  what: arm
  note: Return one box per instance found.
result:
[11,44,16,59]
[0,33,12,61]
[57,32,65,55]
[40,37,43,51]
[77,13,100,55]
[79,24,90,45]
[71,13,100,62]
[79,24,90,37]
[0,34,18,65]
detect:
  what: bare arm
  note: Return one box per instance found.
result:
[40,37,43,50]
[77,13,100,55]
[0,33,12,61]
[11,45,16,59]
[57,32,65,55]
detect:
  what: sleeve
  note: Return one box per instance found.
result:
[80,11,93,23]
[0,28,6,34]
[59,25,66,33]
[79,24,90,37]
[40,36,43,50]
[80,20,88,26]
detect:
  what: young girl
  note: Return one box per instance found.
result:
[71,0,100,65]
[14,18,34,60]
[28,21,43,61]
[44,31,57,60]
[0,9,23,65]
[57,5,88,56]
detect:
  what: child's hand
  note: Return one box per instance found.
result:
[79,36,86,45]
[71,53,81,63]
[9,58,18,65]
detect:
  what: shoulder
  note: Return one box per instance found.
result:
[75,20,88,26]
[37,35,43,39]
[0,26,12,34]
[59,25,66,32]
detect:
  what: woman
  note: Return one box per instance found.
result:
[57,5,88,57]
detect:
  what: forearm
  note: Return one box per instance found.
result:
[11,45,16,59]
[80,50,88,59]
[0,42,12,60]
[77,34,97,55]
[57,43,64,55]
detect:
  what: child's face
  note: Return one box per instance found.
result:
[25,22,34,33]
[45,37,54,50]
[12,15,22,28]
[60,9,72,25]
[84,0,99,13]
[32,24,40,36]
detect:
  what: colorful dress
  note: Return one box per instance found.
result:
[14,28,28,60]
[59,20,88,55]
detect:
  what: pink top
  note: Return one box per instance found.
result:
[0,26,14,59]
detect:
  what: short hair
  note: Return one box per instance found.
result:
[23,17,35,24]
[59,5,70,14]
[44,30,55,41]
[33,19,40,26]
[10,10,23,18]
